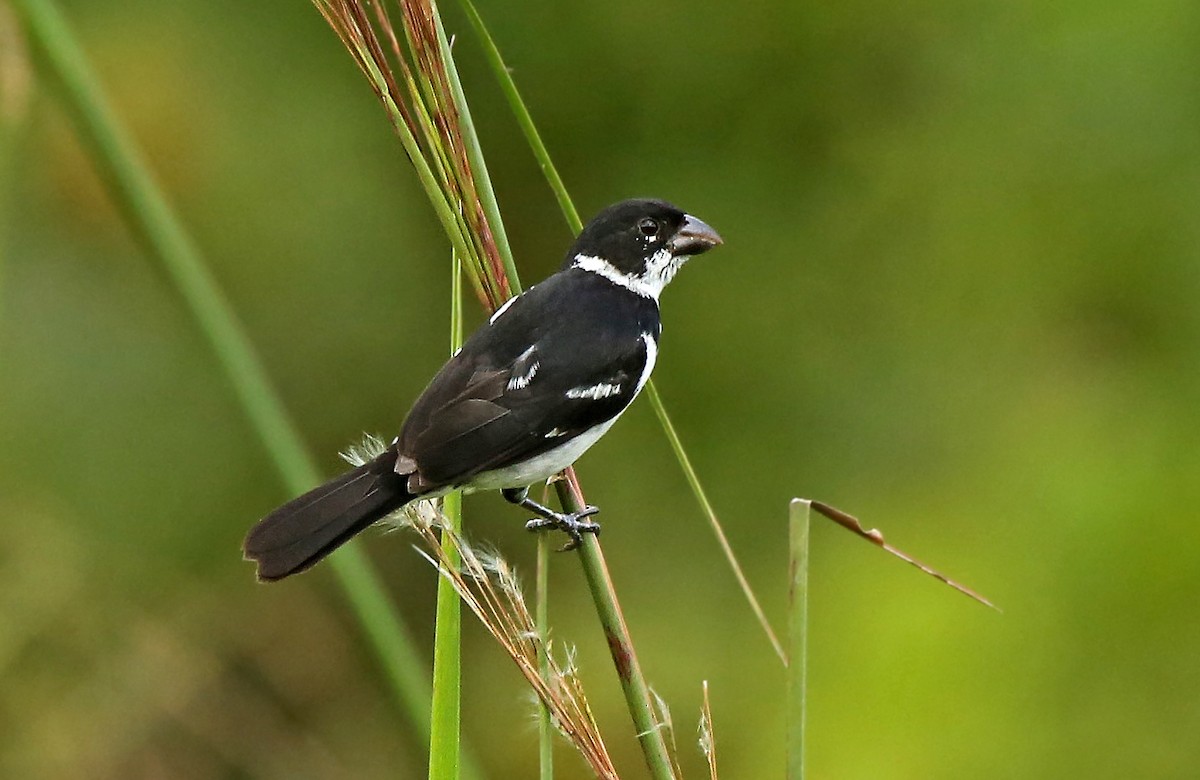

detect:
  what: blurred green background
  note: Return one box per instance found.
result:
[2,0,1199,777]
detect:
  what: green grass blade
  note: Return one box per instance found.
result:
[372,80,492,307]
[14,0,309,487]
[456,0,582,235]
[787,499,810,780]
[429,491,463,780]
[461,0,784,665]
[554,475,678,780]
[431,9,521,294]
[645,382,786,663]
[429,254,466,780]
[10,0,437,749]
[426,16,662,774]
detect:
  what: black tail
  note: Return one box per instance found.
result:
[244,450,413,581]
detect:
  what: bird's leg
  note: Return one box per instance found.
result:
[502,487,601,551]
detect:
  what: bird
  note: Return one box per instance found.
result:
[243,198,722,581]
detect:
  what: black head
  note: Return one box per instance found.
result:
[564,198,722,298]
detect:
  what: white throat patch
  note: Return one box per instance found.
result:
[572,250,687,300]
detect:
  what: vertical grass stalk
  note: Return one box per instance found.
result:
[456,0,581,234]
[428,492,463,779]
[429,9,520,291]
[8,0,439,752]
[429,253,466,779]
[555,472,678,780]
[787,499,810,780]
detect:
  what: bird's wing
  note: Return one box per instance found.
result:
[397,280,652,490]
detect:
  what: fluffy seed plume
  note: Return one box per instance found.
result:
[648,687,684,779]
[698,680,718,780]
[358,473,619,778]
[419,526,618,777]
[346,430,617,775]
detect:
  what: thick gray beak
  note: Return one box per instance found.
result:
[667,214,723,256]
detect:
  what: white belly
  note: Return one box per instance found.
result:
[460,331,657,492]
[464,417,619,491]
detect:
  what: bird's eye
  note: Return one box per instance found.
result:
[637,218,659,237]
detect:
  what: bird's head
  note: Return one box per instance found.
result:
[565,198,723,300]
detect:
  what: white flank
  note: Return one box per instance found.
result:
[565,382,622,400]
[467,418,620,490]
[635,332,658,395]
[572,251,687,301]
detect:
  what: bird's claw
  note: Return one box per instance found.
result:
[525,505,601,550]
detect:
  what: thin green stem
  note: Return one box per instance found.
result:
[428,491,463,780]
[431,6,521,294]
[429,254,466,780]
[456,0,581,236]
[461,0,784,666]
[10,0,436,749]
[433,11,543,776]
[555,473,677,780]
[645,382,786,664]
[374,84,490,306]
[787,499,810,780]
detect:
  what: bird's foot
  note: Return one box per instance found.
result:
[525,506,601,551]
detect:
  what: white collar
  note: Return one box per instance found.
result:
[571,250,685,300]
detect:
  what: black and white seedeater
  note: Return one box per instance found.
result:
[244,198,722,581]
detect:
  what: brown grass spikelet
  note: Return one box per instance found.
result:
[313,0,512,309]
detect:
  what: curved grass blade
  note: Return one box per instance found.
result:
[555,471,678,780]
[9,0,442,759]
[457,0,581,234]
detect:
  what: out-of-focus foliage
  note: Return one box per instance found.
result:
[2,0,1198,777]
